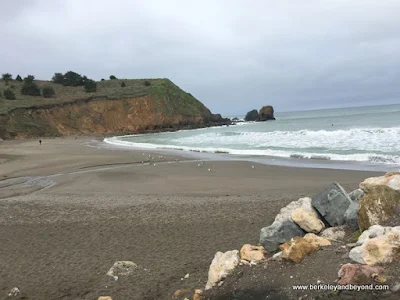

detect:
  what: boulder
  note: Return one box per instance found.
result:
[259,197,312,251]
[358,185,400,231]
[337,264,384,285]
[356,225,397,245]
[312,182,352,226]
[291,208,325,233]
[98,297,113,300]
[344,189,364,229]
[193,289,203,300]
[360,172,400,192]
[275,197,314,223]
[349,227,400,265]
[303,233,331,247]
[260,220,305,252]
[240,244,267,262]
[348,189,365,202]
[205,250,240,290]
[280,237,318,263]
[258,105,275,121]
[244,109,259,121]
[320,226,347,241]
[344,200,359,229]
[106,261,138,277]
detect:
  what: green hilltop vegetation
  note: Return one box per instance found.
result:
[0,72,210,116]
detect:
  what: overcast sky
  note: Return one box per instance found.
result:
[1,0,399,115]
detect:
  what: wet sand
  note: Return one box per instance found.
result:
[0,137,383,299]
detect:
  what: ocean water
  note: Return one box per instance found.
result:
[105,104,400,166]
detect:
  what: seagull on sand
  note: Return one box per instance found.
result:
[252,165,255,169]
[208,168,211,172]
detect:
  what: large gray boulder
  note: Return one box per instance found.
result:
[260,220,305,252]
[344,189,364,229]
[312,182,352,227]
[344,201,359,229]
[348,189,365,202]
[259,197,312,252]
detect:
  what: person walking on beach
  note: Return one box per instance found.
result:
[39,140,42,145]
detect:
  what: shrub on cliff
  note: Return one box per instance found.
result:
[42,86,56,98]
[52,73,65,84]
[110,75,117,80]
[84,79,97,93]
[21,76,41,96]
[245,109,259,121]
[15,75,23,82]
[121,81,126,87]
[144,80,151,86]
[63,71,84,86]
[2,73,12,85]
[3,88,16,100]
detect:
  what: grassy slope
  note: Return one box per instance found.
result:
[0,78,211,117]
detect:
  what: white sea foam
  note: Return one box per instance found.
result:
[104,126,400,165]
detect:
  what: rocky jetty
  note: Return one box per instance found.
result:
[197,171,400,299]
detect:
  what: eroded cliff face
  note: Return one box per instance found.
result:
[0,95,229,139]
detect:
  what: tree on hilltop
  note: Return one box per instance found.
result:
[2,73,12,85]
[21,75,40,96]
[109,75,117,80]
[63,71,84,86]
[52,73,65,84]
[24,75,35,83]
[15,75,23,82]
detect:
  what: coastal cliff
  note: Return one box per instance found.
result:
[0,78,229,139]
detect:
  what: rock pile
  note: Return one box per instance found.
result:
[201,172,400,295]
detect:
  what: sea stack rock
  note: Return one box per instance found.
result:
[258,105,275,121]
[244,109,259,121]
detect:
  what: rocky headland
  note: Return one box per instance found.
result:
[0,78,230,139]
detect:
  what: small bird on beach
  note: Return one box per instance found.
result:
[252,165,255,169]
[208,168,211,172]
[153,163,156,167]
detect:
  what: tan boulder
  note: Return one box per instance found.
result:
[320,226,347,241]
[193,289,203,300]
[173,289,191,298]
[337,264,384,285]
[205,250,240,290]
[280,237,318,263]
[291,208,325,233]
[360,172,400,192]
[240,244,267,262]
[98,297,113,300]
[303,233,331,247]
[358,185,400,231]
[349,229,400,265]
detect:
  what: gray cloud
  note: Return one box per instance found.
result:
[1,0,399,115]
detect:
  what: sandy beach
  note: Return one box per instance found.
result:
[0,137,384,300]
